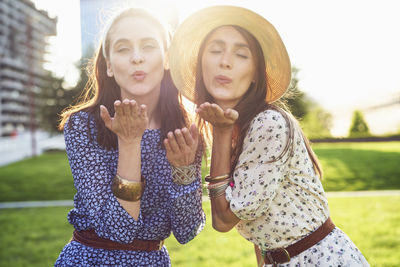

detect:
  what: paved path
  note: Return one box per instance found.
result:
[325,190,400,197]
[1,190,400,209]
[0,200,73,209]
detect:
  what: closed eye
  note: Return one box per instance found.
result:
[117,47,130,53]
[141,38,160,50]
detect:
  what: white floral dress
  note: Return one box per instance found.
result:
[225,109,369,266]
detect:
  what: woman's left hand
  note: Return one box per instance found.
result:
[164,124,199,167]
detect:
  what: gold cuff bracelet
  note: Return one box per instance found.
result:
[111,174,145,202]
[204,173,230,183]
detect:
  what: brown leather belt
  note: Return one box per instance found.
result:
[72,229,164,251]
[263,217,335,266]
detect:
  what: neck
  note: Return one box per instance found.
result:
[121,86,161,129]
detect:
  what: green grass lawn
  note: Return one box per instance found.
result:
[329,196,400,267]
[313,141,400,191]
[1,196,399,267]
[0,152,75,202]
[0,151,209,202]
[0,142,399,202]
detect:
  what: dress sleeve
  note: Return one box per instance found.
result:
[168,146,206,244]
[225,109,290,221]
[65,112,143,243]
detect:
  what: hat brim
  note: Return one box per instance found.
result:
[169,5,291,103]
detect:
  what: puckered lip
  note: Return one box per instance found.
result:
[132,71,146,76]
[215,75,232,84]
[132,71,146,81]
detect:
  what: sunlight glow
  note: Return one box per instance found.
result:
[30,0,400,136]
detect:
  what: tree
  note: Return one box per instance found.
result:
[37,47,94,133]
[285,66,309,119]
[37,73,80,133]
[301,106,333,139]
[349,110,370,137]
[37,59,88,133]
[283,66,333,138]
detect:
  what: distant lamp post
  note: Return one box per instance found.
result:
[26,16,37,157]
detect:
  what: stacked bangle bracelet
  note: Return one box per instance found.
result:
[205,173,233,199]
[111,174,145,202]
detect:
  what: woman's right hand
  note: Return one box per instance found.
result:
[196,102,239,130]
[100,99,148,144]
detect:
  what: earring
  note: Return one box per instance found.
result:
[107,69,113,77]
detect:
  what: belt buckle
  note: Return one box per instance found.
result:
[266,247,291,266]
[276,247,291,263]
[158,240,165,250]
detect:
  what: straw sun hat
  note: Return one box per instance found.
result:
[169,5,291,103]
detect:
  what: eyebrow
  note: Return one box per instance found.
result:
[140,37,158,43]
[113,37,158,46]
[208,39,250,49]
[114,37,157,46]
[113,38,130,45]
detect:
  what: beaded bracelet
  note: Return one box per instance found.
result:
[208,183,230,198]
[207,179,232,189]
[111,174,145,202]
[207,177,233,199]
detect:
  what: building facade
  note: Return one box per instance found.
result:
[0,0,56,136]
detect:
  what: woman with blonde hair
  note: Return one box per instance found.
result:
[169,5,369,267]
[55,8,205,266]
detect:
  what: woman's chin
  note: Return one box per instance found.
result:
[208,90,231,101]
[122,85,159,99]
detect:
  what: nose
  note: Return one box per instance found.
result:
[220,54,232,69]
[130,50,144,64]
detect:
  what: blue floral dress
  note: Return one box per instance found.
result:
[54,111,205,267]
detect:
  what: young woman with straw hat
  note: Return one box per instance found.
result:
[169,5,369,267]
[55,8,205,266]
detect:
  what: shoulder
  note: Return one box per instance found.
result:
[247,108,289,137]
[67,111,93,124]
[240,108,291,163]
[64,111,97,137]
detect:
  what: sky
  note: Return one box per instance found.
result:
[31,0,400,136]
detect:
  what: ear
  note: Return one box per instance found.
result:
[106,59,114,77]
[164,51,170,70]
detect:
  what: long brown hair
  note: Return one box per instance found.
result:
[59,8,189,150]
[195,25,323,178]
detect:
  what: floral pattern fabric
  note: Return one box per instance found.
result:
[225,109,369,266]
[264,228,370,267]
[54,111,205,267]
